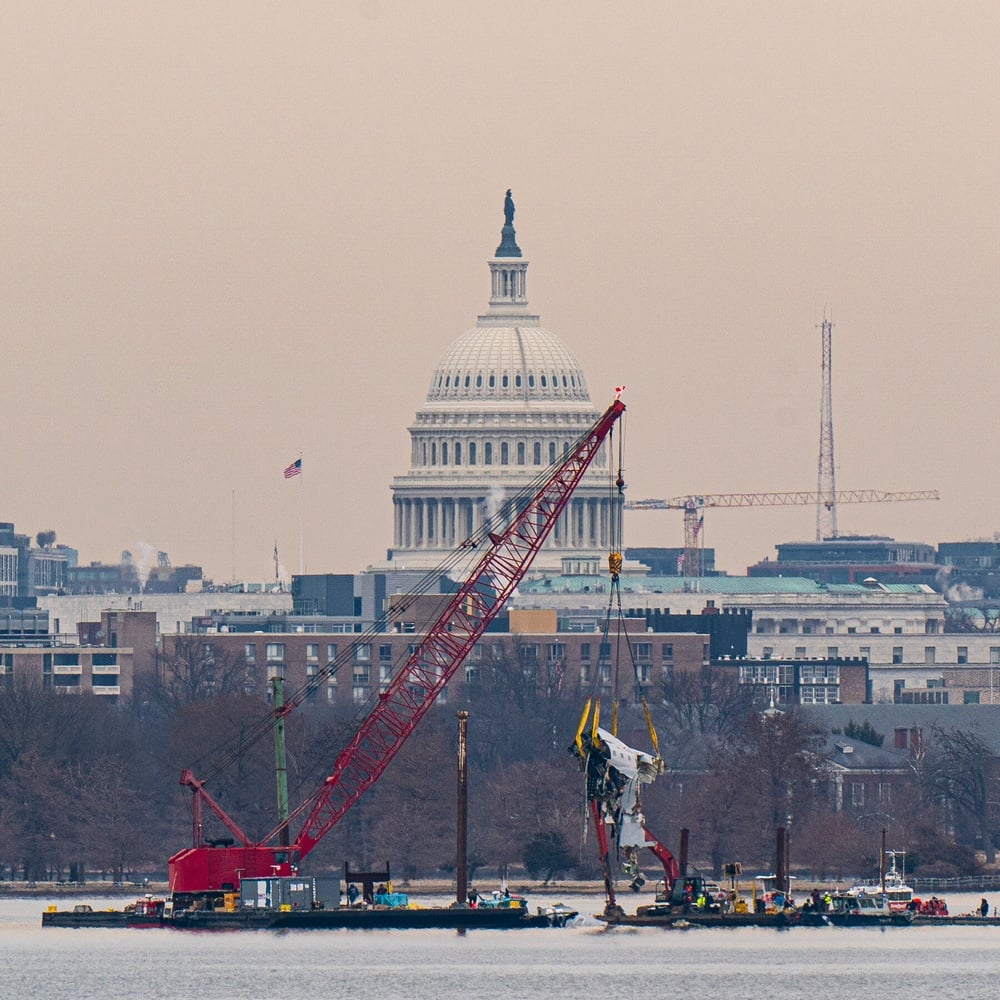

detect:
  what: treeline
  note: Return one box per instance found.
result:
[0,646,996,884]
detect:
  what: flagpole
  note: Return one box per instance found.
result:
[231,489,237,584]
[283,455,305,579]
[298,453,304,576]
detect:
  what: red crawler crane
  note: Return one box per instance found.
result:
[169,396,627,905]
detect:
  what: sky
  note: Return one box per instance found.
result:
[3,1,998,584]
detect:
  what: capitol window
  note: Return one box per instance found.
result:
[454,442,462,465]
[501,442,509,465]
[502,374,509,388]
[484,443,493,465]
[441,443,449,465]
[533,442,542,465]
[528,374,536,388]
[516,442,525,465]
[549,442,556,463]
[515,374,522,388]
[469,442,477,465]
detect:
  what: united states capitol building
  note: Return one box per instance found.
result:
[381,190,624,576]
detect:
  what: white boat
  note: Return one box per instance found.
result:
[844,849,913,912]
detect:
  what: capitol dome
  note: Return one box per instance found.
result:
[426,326,590,405]
[384,194,615,575]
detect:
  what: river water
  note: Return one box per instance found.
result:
[4,891,1000,1000]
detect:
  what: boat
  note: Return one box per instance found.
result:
[42,895,168,929]
[534,901,580,927]
[825,846,948,924]
[824,891,914,926]
[843,849,915,912]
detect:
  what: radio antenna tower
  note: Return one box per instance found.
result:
[816,314,837,540]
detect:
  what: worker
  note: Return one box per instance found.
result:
[981,898,990,918]
[347,883,360,905]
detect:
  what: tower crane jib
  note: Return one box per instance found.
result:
[625,489,941,577]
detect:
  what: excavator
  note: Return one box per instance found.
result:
[168,394,627,909]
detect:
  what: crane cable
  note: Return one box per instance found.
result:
[589,411,660,756]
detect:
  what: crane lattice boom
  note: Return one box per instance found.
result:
[627,489,940,511]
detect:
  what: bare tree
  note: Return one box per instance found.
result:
[71,756,153,881]
[462,643,582,770]
[917,725,1000,864]
[476,759,582,879]
[362,716,456,878]
[709,710,826,864]
[145,636,262,712]
[659,665,754,736]
[0,750,81,881]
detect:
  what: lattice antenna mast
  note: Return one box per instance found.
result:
[817,315,837,540]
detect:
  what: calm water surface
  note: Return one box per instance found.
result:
[4,891,1000,1000]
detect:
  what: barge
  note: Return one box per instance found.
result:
[42,879,578,931]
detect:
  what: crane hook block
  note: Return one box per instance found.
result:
[608,552,623,578]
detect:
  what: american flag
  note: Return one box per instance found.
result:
[283,458,302,479]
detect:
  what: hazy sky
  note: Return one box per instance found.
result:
[3,2,998,583]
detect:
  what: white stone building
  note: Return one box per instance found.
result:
[382,194,624,574]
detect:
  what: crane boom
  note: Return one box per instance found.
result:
[626,489,940,511]
[169,396,626,902]
[287,397,625,858]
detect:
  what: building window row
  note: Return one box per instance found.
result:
[419,438,567,467]
[434,370,581,392]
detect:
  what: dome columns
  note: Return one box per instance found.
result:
[393,493,614,553]
[488,260,529,308]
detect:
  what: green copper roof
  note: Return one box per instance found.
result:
[519,575,934,596]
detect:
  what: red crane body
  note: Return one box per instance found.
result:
[169,397,626,900]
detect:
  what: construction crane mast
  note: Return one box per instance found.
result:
[168,395,627,906]
[817,315,837,541]
[626,489,941,578]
